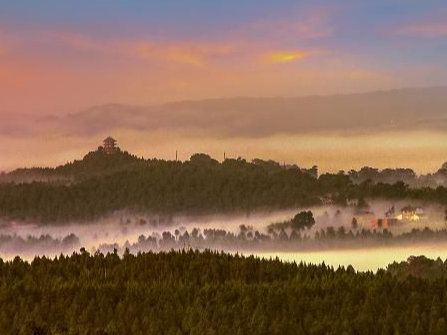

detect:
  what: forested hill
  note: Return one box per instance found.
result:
[1,149,318,184]
[1,149,146,183]
[0,149,447,223]
[2,250,447,335]
[0,153,320,223]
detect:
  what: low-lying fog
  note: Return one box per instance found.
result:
[257,246,447,272]
[1,200,447,271]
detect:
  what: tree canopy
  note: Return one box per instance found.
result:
[1,149,447,224]
[291,211,316,230]
[1,250,447,335]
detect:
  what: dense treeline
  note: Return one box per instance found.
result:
[0,233,79,255]
[0,152,319,223]
[349,166,447,188]
[1,250,447,335]
[1,150,447,223]
[388,255,447,280]
[99,226,447,254]
[2,226,447,257]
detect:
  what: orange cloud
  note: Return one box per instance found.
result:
[37,7,333,68]
[41,30,324,68]
[264,51,308,63]
[130,42,236,66]
[0,23,401,116]
[395,22,447,38]
[41,31,237,67]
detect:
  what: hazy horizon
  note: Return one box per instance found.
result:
[2,1,447,174]
[3,2,447,333]
[2,1,447,115]
[2,86,447,173]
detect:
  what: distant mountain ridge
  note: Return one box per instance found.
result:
[3,86,447,137]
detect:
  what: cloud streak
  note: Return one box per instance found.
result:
[242,10,334,42]
[41,31,239,66]
[263,51,308,63]
[0,2,446,115]
[40,29,328,68]
[395,22,447,38]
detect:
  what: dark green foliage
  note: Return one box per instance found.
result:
[267,210,315,234]
[351,217,358,229]
[108,227,447,254]
[1,149,447,224]
[388,255,447,280]
[2,149,145,183]
[0,152,319,223]
[349,167,417,185]
[1,250,447,335]
[290,210,316,230]
[9,226,447,257]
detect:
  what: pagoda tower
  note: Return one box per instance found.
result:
[103,136,117,154]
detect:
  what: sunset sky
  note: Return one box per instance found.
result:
[1,1,447,172]
[1,0,447,115]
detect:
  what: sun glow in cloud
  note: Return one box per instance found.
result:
[0,1,446,116]
[0,0,447,174]
[41,30,238,67]
[134,43,236,66]
[265,51,308,63]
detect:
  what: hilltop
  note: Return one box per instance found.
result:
[0,139,447,223]
[1,145,145,183]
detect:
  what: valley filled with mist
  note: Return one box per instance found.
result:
[4,1,447,333]
[1,144,447,271]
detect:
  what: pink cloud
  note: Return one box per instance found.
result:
[39,29,329,69]
[0,30,17,57]
[41,31,105,52]
[36,5,335,67]
[396,22,447,38]
[40,31,238,66]
[242,9,334,42]
[124,41,236,66]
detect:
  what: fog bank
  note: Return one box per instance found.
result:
[1,201,447,271]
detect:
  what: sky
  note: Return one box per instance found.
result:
[1,0,447,115]
[1,0,447,172]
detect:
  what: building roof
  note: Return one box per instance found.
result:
[104,136,116,143]
[401,206,423,213]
